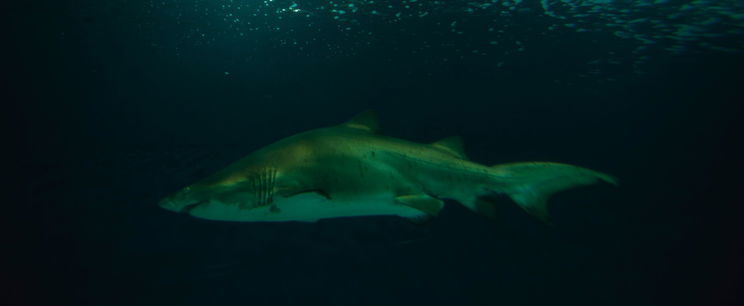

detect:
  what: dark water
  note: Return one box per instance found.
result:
[10,1,743,305]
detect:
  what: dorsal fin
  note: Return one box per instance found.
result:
[343,110,380,133]
[431,136,467,159]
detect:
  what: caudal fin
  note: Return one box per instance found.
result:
[489,162,617,224]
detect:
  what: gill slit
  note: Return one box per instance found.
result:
[253,167,277,208]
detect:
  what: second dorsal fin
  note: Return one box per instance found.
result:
[431,136,467,159]
[343,110,380,133]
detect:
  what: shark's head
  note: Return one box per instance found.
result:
[159,166,279,217]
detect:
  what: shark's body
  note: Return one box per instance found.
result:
[159,112,616,223]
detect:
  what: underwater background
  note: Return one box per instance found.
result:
[9,0,743,305]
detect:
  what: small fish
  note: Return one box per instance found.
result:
[159,111,616,223]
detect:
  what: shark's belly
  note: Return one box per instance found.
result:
[187,192,425,222]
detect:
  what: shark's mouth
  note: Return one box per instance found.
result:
[182,201,206,214]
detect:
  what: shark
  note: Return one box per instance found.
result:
[159,111,617,224]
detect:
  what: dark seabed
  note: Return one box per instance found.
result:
[8,1,744,305]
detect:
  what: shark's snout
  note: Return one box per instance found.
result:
[159,184,205,214]
[158,196,203,214]
[158,197,181,212]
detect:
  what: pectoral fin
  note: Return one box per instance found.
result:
[395,194,444,216]
[277,187,332,200]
